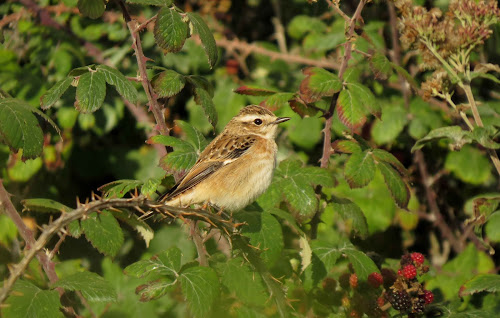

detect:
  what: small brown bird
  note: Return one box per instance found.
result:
[159,105,290,211]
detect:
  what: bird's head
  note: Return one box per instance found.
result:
[226,105,290,139]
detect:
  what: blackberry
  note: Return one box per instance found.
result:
[413,295,426,313]
[400,254,413,266]
[388,290,411,312]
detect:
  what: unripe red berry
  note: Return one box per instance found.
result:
[424,290,434,304]
[377,296,385,308]
[411,252,425,265]
[402,264,417,280]
[322,277,337,292]
[368,272,383,288]
[349,273,358,288]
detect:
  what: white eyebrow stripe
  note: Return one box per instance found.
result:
[238,114,273,122]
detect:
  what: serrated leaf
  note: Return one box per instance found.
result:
[149,135,197,172]
[154,7,189,53]
[0,98,43,159]
[331,196,368,238]
[175,120,208,152]
[378,162,410,208]
[336,88,366,130]
[135,277,177,301]
[152,70,186,98]
[371,149,407,175]
[140,178,162,197]
[52,271,116,302]
[192,85,217,129]
[126,0,172,5]
[301,252,328,291]
[76,71,106,113]
[219,257,268,306]
[344,150,376,188]
[68,220,83,238]
[110,210,154,247]
[288,98,318,117]
[300,67,342,103]
[237,211,284,266]
[346,82,381,119]
[125,247,181,278]
[3,280,63,318]
[21,198,71,214]
[372,104,408,144]
[311,241,342,270]
[268,207,305,235]
[186,12,218,68]
[411,126,472,152]
[445,145,491,185]
[180,266,220,318]
[98,179,144,198]
[470,127,500,149]
[460,274,500,297]
[82,211,124,257]
[272,159,334,219]
[261,93,295,110]
[343,246,379,281]
[96,65,138,103]
[391,63,419,89]
[331,140,362,154]
[234,86,278,96]
[77,0,106,19]
[69,66,92,77]
[369,52,393,80]
[40,76,73,109]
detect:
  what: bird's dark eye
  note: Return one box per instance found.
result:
[254,118,263,125]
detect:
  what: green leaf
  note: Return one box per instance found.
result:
[371,149,407,175]
[191,85,217,129]
[485,212,500,243]
[346,82,381,119]
[152,70,186,98]
[312,241,341,270]
[300,67,342,103]
[77,0,106,19]
[234,86,277,96]
[287,15,327,39]
[219,257,268,306]
[412,126,472,152]
[344,150,376,188]
[335,88,366,130]
[149,135,197,172]
[261,93,295,111]
[445,145,491,185]
[76,71,106,113]
[331,196,369,238]
[126,0,172,6]
[98,179,144,198]
[110,210,154,247]
[140,178,162,197]
[369,52,393,80]
[82,211,124,257]
[371,103,408,145]
[331,140,362,154]
[40,76,73,109]
[343,246,380,281]
[175,120,208,152]
[186,13,218,68]
[301,252,328,291]
[52,271,117,302]
[268,207,305,235]
[378,162,410,208]
[135,277,177,301]
[391,63,419,89]
[470,72,500,85]
[180,266,220,318]
[125,247,181,278]
[154,7,189,53]
[96,65,138,103]
[0,98,43,159]
[21,198,71,214]
[288,98,318,117]
[69,65,93,77]
[3,280,63,318]
[68,220,83,238]
[237,211,284,266]
[460,274,500,297]
[470,127,500,149]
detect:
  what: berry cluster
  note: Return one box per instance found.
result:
[384,253,434,317]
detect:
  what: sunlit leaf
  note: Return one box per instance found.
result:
[344,150,376,188]
[82,211,124,257]
[97,65,138,103]
[187,12,218,68]
[75,71,106,113]
[180,266,220,318]
[300,67,342,103]
[152,70,186,98]
[40,76,72,109]
[52,271,117,302]
[3,280,63,318]
[154,7,189,53]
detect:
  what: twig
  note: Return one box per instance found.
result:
[215,37,339,71]
[190,221,208,266]
[325,0,351,22]
[0,196,239,304]
[311,0,367,239]
[118,0,170,136]
[271,0,288,53]
[413,151,462,253]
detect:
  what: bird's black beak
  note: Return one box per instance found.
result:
[272,117,291,124]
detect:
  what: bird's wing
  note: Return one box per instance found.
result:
[159,135,257,201]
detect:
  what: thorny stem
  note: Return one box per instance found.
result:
[118,0,170,136]
[311,0,367,239]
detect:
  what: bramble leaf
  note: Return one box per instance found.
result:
[180,266,220,318]
[369,52,393,80]
[125,247,181,278]
[261,93,295,110]
[335,88,366,130]
[77,0,106,19]
[52,271,117,302]
[187,12,218,68]
[75,71,106,113]
[149,135,198,172]
[331,196,368,238]
[346,82,381,119]
[371,149,407,175]
[378,162,410,208]
[152,70,186,98]
[460,274,500,297]
[175,120,208,152]
[110,210,154,247]
[344,150,376,188]
[331,140,362,154]
[154,7,189,53]
[21,198,71,214]
[412,126,472,152]
[40,76,72,109]
[234,86,277,96]
[300,67,342,103]
[3,280,63,318]
[98,179,144,198]
[96,65,138,103]
[81,211,124,257]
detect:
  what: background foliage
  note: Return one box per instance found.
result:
[1,0,500,317]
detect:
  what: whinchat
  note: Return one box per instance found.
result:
[159,105,290,211]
